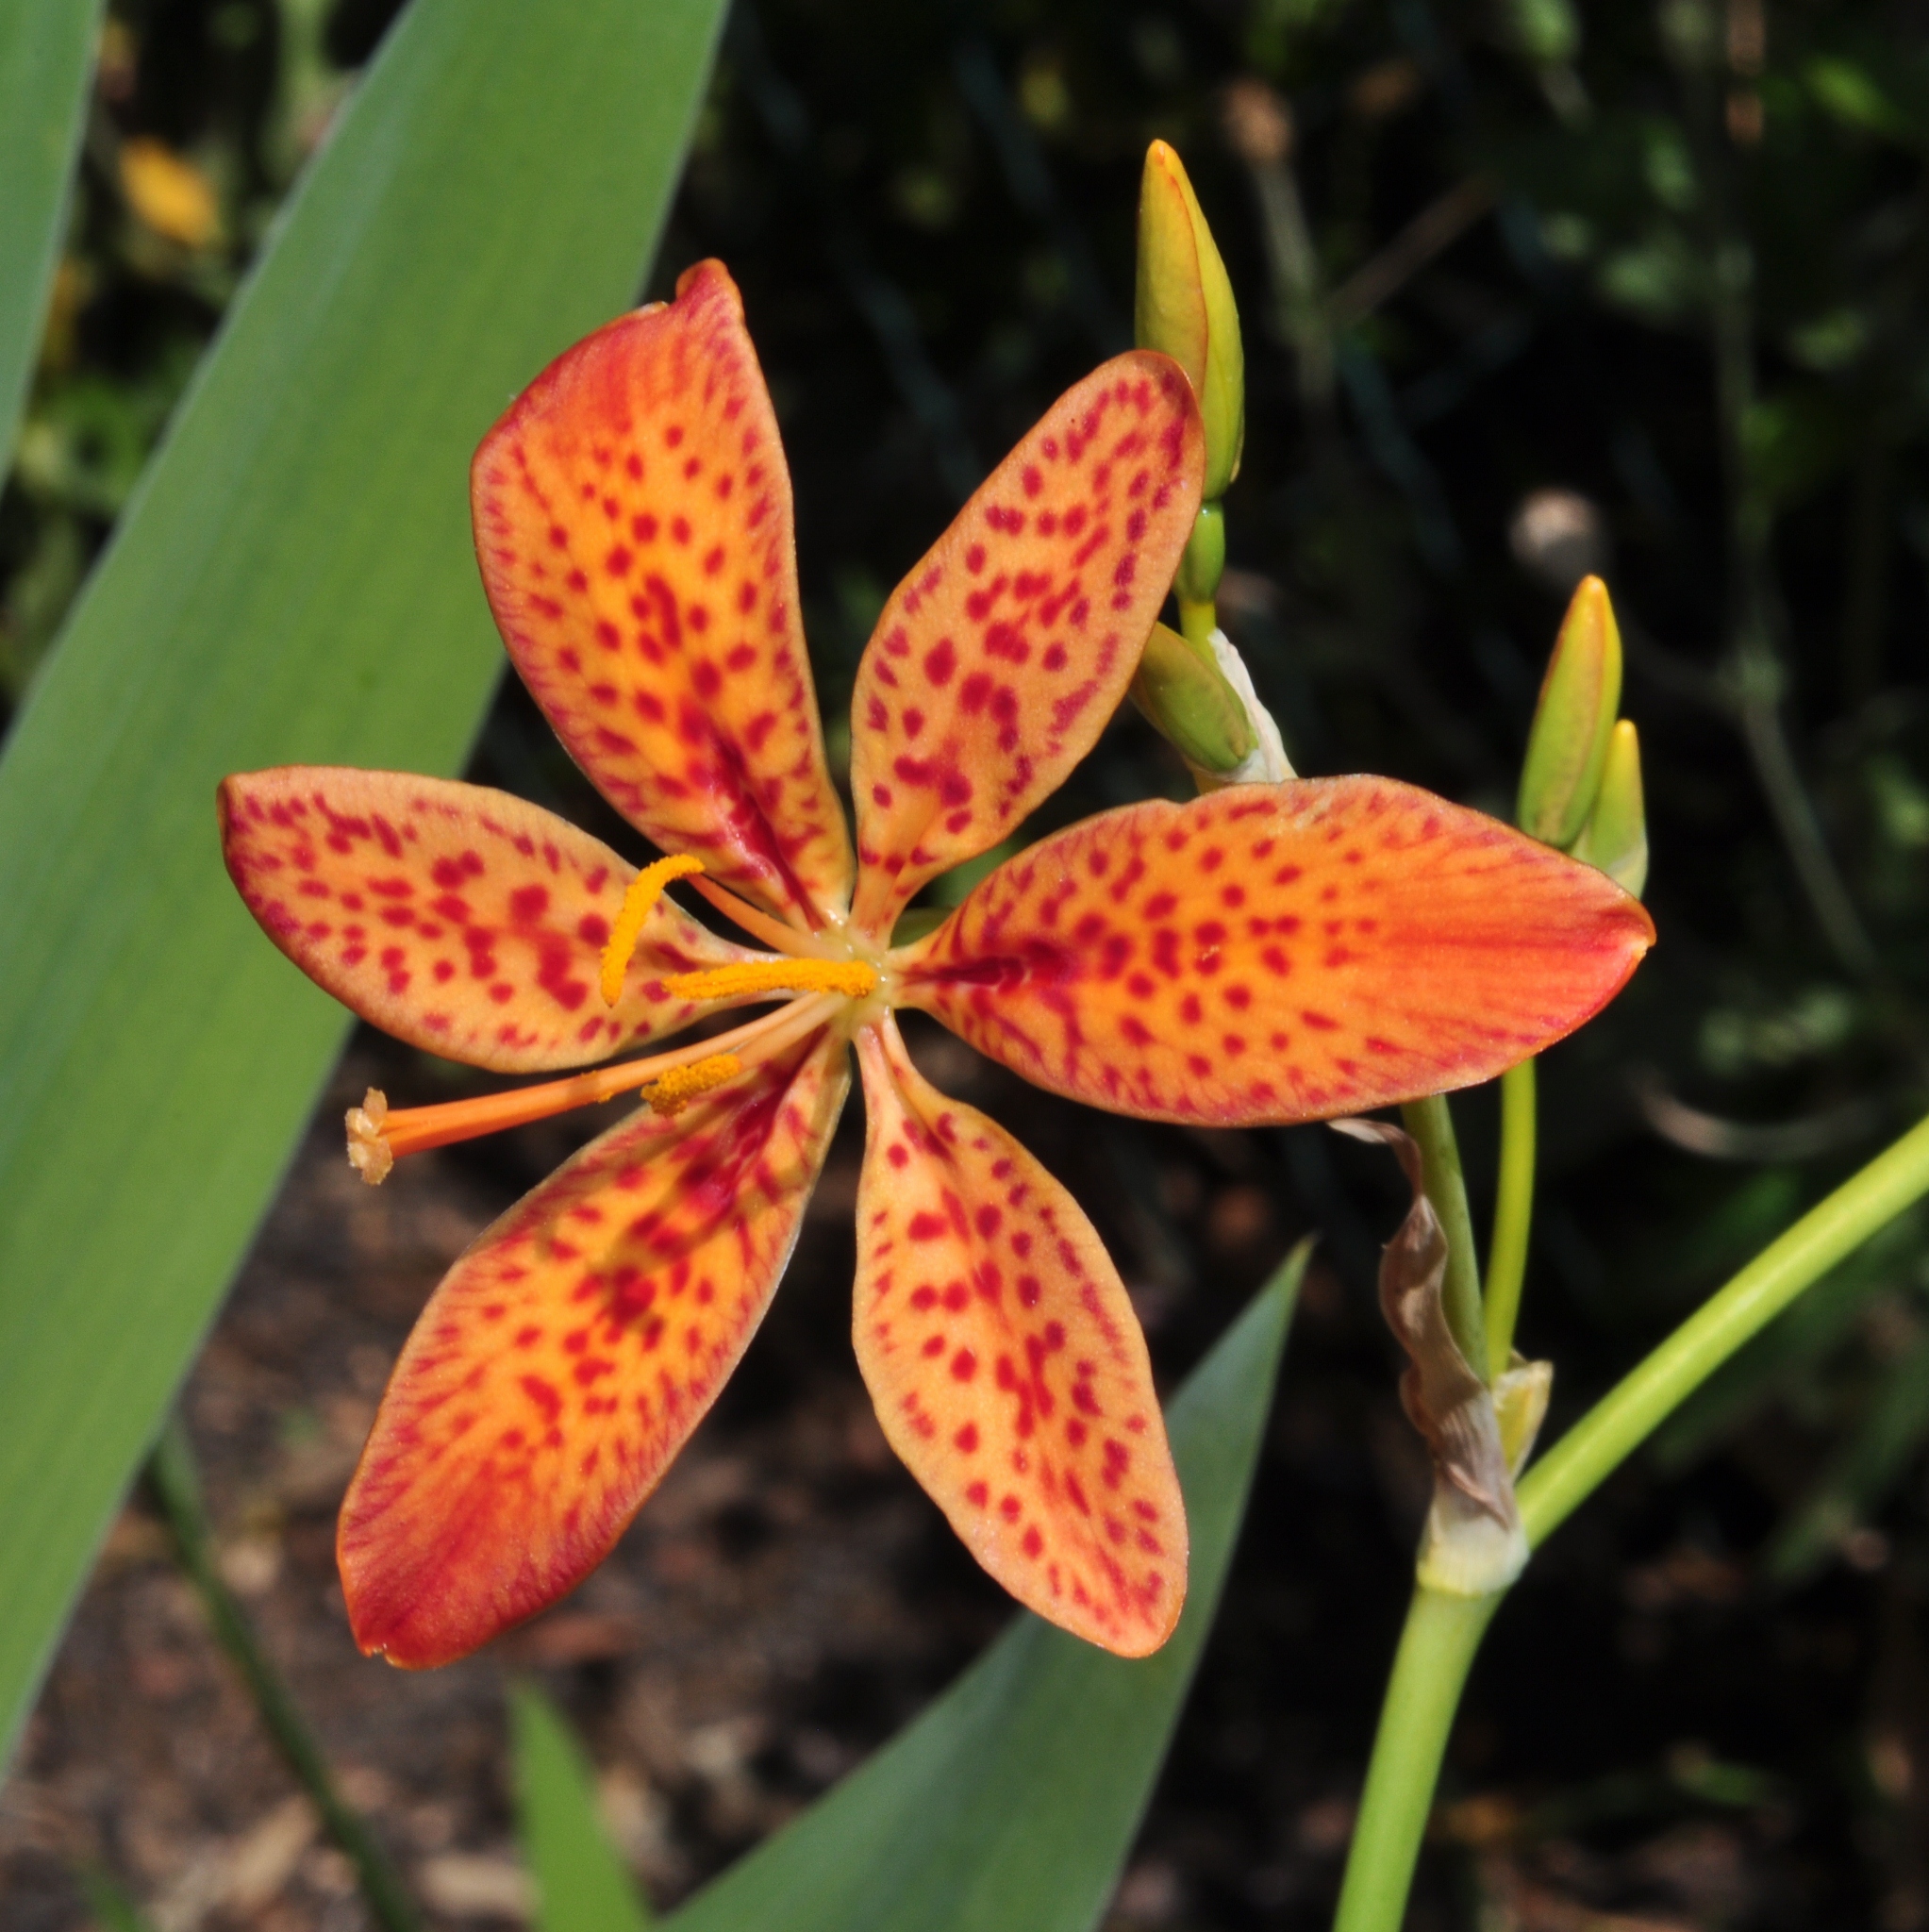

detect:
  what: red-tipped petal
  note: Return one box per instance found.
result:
[473,260,854,929]
[847,353,1205,938]
[220,768,758,1072]
[338,1025,850,1668]
[853,1017,1186,1656]
[895,778,1655,1124]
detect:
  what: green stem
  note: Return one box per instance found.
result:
[1400,1092,1485,1379]
[147,1418,423,1932]
[1483,1059,1538,1378]
[1330,1586,1500,1932]
[1177,596,1217,648]
[1518,1108,1929,1545]
[1332,1109,1929,1932]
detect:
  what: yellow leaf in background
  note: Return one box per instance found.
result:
[119,138,221,249]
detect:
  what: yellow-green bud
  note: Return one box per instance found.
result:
[1570,718,1648,898]
[1129,620,1256,774]
[1517,574,1622,847]
[1174,502,1226,609]
[1136,140,1244,501]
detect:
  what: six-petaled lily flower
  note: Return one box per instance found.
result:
[219,262,1654,1670]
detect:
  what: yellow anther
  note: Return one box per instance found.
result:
[643,1053,742,1117]
[600,853,707,1006]
[659,958,879,1004]
[345,1088,394,1187]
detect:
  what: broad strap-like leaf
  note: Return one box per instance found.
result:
[0,0,102,469]
[339,1025,848,1669]
[853,1017,1185,1657]
[663,1244,1305,1932]
[222,769,754,1072]
[897,778,1655,1124]
[474,260,854,929]
[847,354,1204,939]
[0,0,729,1769]
[511,1681,654,1932]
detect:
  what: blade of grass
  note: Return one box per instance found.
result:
[511,1682,653,1932]
[76,1867,159,1932]
[665,1242,1307,1932]
[0,0,101,467]
[0,0,725,1767]
[148,1418,421,1932]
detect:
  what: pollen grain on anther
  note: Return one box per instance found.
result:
[658,958,879,1004]
[600,853,707,1006]
[644,1052,742,1116]
[346,1088,394,1186]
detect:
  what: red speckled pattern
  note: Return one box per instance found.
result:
[220,768,757,1074]
[853,1018,1186,1657]
[472,260,853,929]
[896,778,1655,1124]
[337,1027,849,1668]
[847,353,1204,938]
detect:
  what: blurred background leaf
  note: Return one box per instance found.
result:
[664,1246,1303,1932]
[513,1681,653,1932]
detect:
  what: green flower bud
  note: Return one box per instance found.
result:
[1136,141,1244,501]
[1517,574,1622,847]
[1129,620,1256,774]
[1570,717,1649,898]
[1173,502,1226,611]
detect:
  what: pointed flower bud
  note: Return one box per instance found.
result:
[1130,619,1256,774]
[1173,502,1227,611]
[1570,717,1649,898]
[1137,141,1244,501]
[1517,574,1623,848]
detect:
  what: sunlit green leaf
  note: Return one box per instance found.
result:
[665,1243,1306,1932]
[0,0,102,466]
[1806,54,1919,144]
[0,0,725,1766]
[512,1682,653,1932]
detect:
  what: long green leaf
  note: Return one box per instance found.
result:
[512,1682,653,1932]
[0,0,101,467]
[665,1243,1306,1932]
[0,0,725,1766]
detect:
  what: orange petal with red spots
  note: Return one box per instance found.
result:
[338,1026,850,1668]
[895,777,1655,1124]
[220,768,757,1074]
[853,1017,1186,1657]
[472,260,854,929]
[847,352,1205,938]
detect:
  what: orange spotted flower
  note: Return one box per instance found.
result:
[220,262,1653,1670]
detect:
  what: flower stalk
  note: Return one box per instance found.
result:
[1331,1107,1929,1930]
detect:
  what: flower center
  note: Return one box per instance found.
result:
[349,858,900,1187]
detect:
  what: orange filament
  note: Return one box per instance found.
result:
[659,958,878,1003]
[642,1052,741,1116]
[347,995,839,1175]
[600,853,707,1006]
